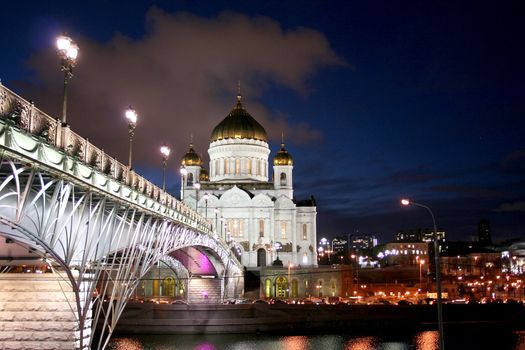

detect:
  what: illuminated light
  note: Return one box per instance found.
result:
[56,35,71,51]
[180,167,188,176]
[160,145,171,158]
[125,106,138,124]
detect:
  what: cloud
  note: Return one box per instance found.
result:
[495,201,525,212]
[19,8,344,167]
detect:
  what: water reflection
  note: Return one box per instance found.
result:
[345,336,377,350]
[281,336,308,350]
[108,330,525,350]
[414,331,438,350]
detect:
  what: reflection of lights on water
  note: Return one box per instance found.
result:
[281,336,308,350]
[108,337,143,350]
[195,343,217,350]
[415,331,438,350]
[345,337,378,350]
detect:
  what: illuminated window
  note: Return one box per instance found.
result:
[302,224,307,240]
[259,219,264,238]
[235,159,240,174]
[265,279,271,298]
[224,159,229,174]
[228,219,244,238]
[187,173,193,186]
[247,159,252,174]
[281,222,286,239]
[256,160,260,175]
[215,160,219,176]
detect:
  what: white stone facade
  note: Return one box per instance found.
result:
[181,98,317,269]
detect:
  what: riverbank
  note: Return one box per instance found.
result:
[114,302,525,335]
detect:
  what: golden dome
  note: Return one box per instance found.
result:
[181,143,202,166]
[199,168,209,182]
[273,143,293,166]
[210,94,268,142]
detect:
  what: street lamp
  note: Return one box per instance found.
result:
[193,182,201,212]
[419,259,425,292]
[160,144,170,191]
[288,262,293,299]
[214,208,219,233]
[56,34,79,126]
[203,193,209,219]
[401,198,444,350]
[125,106,138,169]
[180,167,187,200]
[220,217,225,240]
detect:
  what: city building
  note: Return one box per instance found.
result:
[180,90,317,268]
[478,219,492,245]
[376,242,429,267]
[395,228,445,242]
[348,233,378,253]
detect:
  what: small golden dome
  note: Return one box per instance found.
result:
[210,94,268,142]
[199,168,209,182]
[273,143,293,166]
[181,143,202,166]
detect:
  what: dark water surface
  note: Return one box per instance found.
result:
[108,330,525,350]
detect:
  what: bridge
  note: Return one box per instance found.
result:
[0,83,244,350]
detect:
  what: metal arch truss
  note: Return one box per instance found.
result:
[0,157,243,350]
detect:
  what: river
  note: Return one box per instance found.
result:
[108,330,525,349]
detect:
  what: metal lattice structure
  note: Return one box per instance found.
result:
[0,83,243,349]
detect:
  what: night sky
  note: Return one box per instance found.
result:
[1,1,524,243]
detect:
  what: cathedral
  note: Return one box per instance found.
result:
[180,91,317,269]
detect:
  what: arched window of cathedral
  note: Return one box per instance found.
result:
[265,278,271,298]
[258,248,267,267]
[187,173,194,186]
[280,172,287,186]
[281,222,286,239]
[224,159,229,174]
[235,158,240,175]
[256,159,261,175]
[302,224,307,240]
[227,219,244,238]
[292,279,298,298]
[163,277,175,297]
[247,158,252,175]
[259,219,265,237]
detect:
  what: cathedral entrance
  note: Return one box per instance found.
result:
[275,276,288,298]
[257,248,266,267]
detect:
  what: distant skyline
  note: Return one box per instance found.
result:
[1,1,524,243]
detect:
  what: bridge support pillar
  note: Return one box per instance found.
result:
[0,273,91,350]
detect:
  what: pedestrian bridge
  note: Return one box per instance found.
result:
[0,83,244,349]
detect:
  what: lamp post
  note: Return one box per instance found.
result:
[193,182,201,212]
[160,144,170,191]
[288,262,293,299]
[125,106,138,169]
[419,259,425,292]
[56,34,79,126]
[220,217,225,240]
[203,193,209,219]
[180,167,187,200]
[401,198,444,350]
[214,208,219,233]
